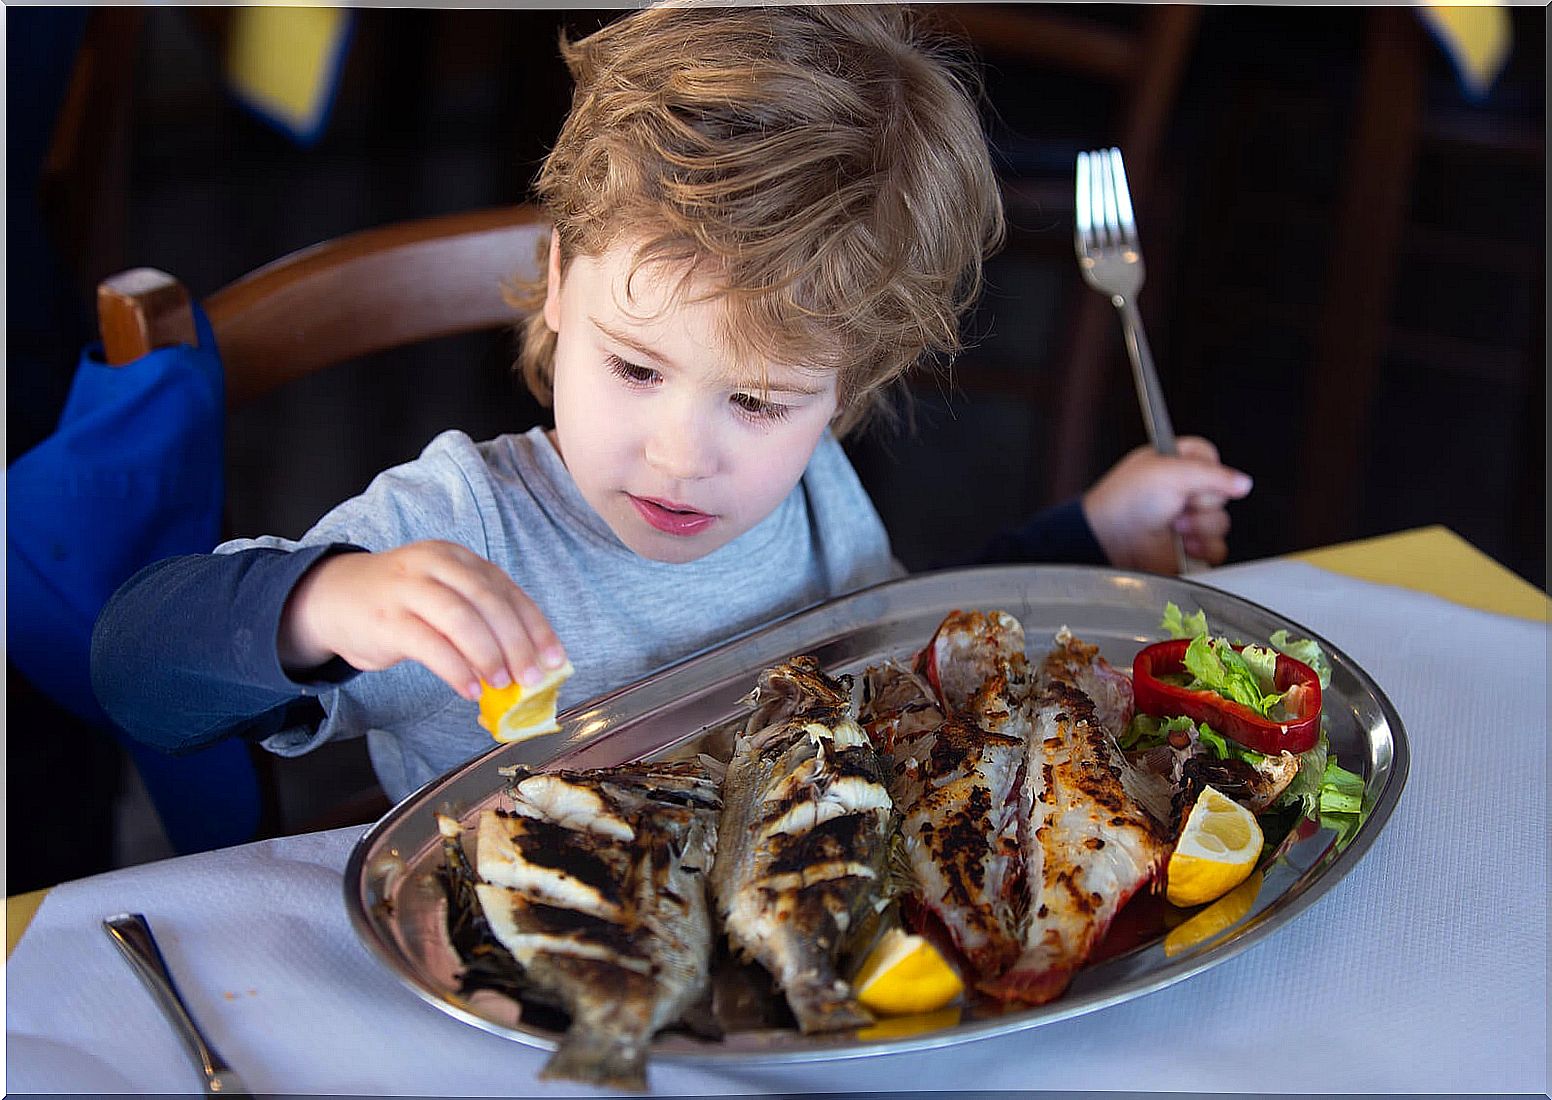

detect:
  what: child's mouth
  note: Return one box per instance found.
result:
[628,494,716,536]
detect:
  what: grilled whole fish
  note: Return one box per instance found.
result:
[982,677,1168,1006]
[709,656,894,1033]
[863,611,1031,983]
[457,760,720,1091]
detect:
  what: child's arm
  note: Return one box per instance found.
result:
[92,539,569,753]
[280,539,567,699]
[91,545,368,752]
[91,430,569,754]
[1080,436,1252,572]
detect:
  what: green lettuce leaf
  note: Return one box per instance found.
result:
[1238,644,1280,693]
[1195,723,1266,765]
[1274,733,1368,845]
[1181,635,1286,716]
[1121,712,1196,752]
[1161,601,1208,640]
[1269,628,1333,689]
[1279,728,1331,817]
[1318,757,1365,814]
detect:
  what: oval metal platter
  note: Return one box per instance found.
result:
[343,565,1409,1063]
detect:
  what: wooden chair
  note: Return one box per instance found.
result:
[98,204,550,396]
[924,4,1202,500]
[95,203,551,833]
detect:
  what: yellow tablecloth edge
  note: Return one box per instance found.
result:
[7,888,49,959]
[1289,525,1549,623]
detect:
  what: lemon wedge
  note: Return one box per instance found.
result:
[1166,785,1264,908]
[856,1004,963,1041]
[852,928,963,1017]
[1163,869,1263,957]
[476,662,574,743]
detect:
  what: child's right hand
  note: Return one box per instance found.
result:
[1080,437,1252,573]
[277,540,568,701]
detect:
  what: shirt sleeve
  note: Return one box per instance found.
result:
[958,497,1109,568]
[90,430,499,758]
[90,544,365,753]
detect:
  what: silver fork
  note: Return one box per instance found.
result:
[1075,147,1203,574]
[103,913,251,1097]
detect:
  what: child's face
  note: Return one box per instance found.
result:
[543,237,839,564]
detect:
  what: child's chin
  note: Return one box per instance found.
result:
[616,523,732,564]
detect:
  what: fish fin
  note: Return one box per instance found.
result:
[695,752,728,783]
[787,987,875,1034]
[540,1030,649,1091]
[885,829,917,897]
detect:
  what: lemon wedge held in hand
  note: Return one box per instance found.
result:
[852,928,964,1017]
[1166,785,1264,908]
[477,662,575,744]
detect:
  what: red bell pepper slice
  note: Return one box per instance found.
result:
[1131,638,1322,755]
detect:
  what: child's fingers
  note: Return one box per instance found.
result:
[1182,531,1230,565]
[1174,435,1221,465]
[395,573,519,695]
[414,541,566,688]
[1174,507,1231,540]
[509,594,568,679]
[1177,462,1252,502]
[484,594,562,689]
[382,613,486,701]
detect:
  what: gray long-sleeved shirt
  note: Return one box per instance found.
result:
[93,427,899,801]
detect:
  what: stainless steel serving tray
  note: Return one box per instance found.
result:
[343,565,1409,1062]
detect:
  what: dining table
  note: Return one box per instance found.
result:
[6,524,1547,1097]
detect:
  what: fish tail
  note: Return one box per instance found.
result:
[787,981,876,1034]
[976,952,1075,1006]
[540,1031,649,1092]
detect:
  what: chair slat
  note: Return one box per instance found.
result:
[205,205,548,407]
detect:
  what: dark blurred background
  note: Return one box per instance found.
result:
[7,5,1545,886]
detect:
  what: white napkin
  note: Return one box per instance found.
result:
[7,560,1547,1095]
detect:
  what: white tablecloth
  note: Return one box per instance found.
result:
[6,560,1547,1096]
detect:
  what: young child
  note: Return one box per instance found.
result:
[91,6,1250,804]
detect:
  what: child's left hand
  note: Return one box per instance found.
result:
[1081,436,1252,574]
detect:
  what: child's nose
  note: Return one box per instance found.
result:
[644,412,716,480]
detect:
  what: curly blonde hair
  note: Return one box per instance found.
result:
[509,4,1005,436]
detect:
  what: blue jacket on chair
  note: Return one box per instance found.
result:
[6,303,263,853]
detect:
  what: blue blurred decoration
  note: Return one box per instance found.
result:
[7,305,264,854]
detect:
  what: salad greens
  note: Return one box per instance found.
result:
[1181,634,1287,718]
[1137,603,1366,841]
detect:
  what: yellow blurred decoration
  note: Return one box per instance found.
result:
[1418,6,1512,99]
[224,7,353,145]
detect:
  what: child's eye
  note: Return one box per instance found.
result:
[731,392,792,423]
[606,355,659,386]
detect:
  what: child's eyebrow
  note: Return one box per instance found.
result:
[592,316,826,396]
[592,318,672,368]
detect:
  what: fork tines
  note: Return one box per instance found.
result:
[1076,147,1136,252]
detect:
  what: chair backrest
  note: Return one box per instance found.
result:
[96,203,550,404]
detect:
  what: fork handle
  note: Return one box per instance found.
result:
[1112,297,1208,575]
[103,913,240,1095]
[1113,297,1176,454]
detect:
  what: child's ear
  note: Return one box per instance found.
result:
[542,233,563,334]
